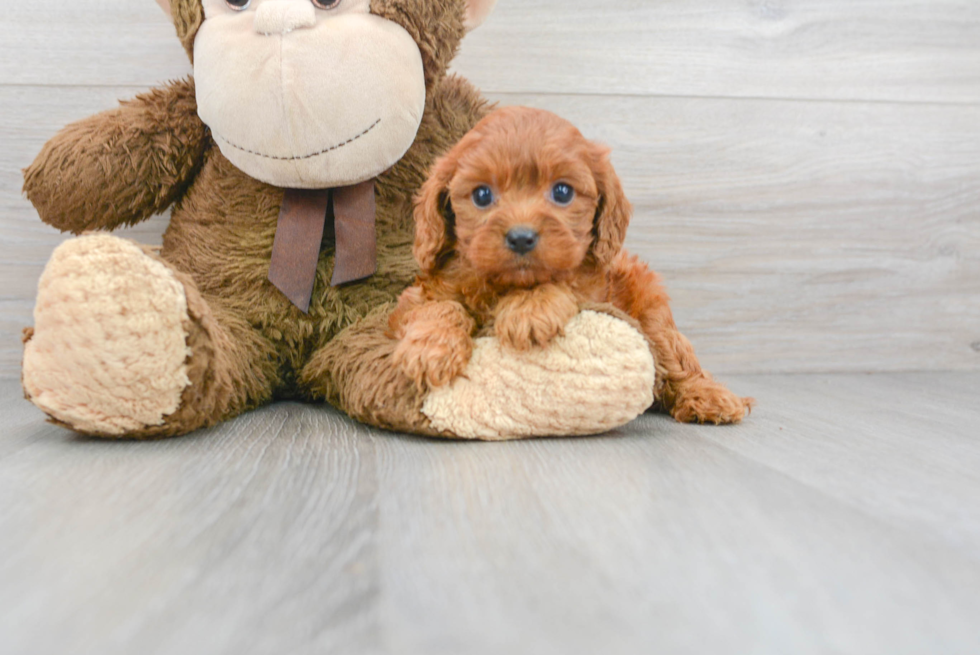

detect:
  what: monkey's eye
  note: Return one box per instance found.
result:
[472,186,494,209]
[225,0,250,10]
[551,183,575,206]
[312,0,341,8]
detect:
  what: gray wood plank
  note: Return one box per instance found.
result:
[0,399,384,655]
[3,1,979,104]
[0,379,47,460]
[455,0,980,104]
[2,375,980,654]
[373,424,980,655]
[365,373,980,655]
[0,0,191,87]
[3,86,978,378]
[703,373,980,558]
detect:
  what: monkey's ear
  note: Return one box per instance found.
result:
[152,0,202,62]
[464,0,497,31]
[590,143,633,268]
[413,154,458,273]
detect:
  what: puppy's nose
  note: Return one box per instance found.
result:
[505,227,539,255]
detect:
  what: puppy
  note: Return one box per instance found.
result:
[390,106,753,424]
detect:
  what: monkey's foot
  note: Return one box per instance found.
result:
[421,310,656,440]
[23,235,193,436]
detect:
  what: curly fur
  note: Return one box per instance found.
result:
[391,106,754,424]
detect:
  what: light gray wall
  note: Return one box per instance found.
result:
[1,0,978,378]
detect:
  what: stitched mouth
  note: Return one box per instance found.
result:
[212,118,382,162]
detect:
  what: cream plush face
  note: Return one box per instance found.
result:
[194,0,426,189]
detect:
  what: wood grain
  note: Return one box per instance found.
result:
[3,86,978,377]
[2,374,979,654]
[3,1,979,104]
[0,1,191,87]
[455,0,980,104]
[2,0,979,378]
[0,395,385,655]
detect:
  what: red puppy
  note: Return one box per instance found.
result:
[390,106,753,424]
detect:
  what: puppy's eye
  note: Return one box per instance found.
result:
[312,0,341,8]
[225,0,251,10]
[551,182,575,206]
[472,186,494,209]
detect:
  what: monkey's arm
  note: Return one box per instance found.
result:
[23,77,207,234]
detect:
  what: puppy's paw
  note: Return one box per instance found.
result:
[494,286,579,352]
[393,326,473,390]
[495,311,568,352]
[669,376,754,425]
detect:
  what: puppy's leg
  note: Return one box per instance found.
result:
[390,298,476,390]
[493,284,580,352]
[608,252,754,424]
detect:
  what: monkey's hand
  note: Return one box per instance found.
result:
[23,77,207,234]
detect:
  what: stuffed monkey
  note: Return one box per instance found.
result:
[21,0,657,440]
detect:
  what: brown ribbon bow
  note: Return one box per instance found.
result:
[267,180,377,313]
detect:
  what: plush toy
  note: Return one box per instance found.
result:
[20,0,658,440]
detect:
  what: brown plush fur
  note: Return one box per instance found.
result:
[23,0,490,437]
[169,0,205,61]
[23,78,208,233]
[390,107,754,424]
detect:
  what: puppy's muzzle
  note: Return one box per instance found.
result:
[505,227,539,255]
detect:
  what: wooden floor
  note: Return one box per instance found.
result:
[2,374,979,654]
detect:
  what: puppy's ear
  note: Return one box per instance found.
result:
[590,143,632,267]
[413,153,458,273]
